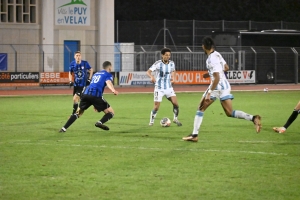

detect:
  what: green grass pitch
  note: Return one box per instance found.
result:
[0,90,299,200]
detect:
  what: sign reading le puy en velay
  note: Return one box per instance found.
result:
[55,0,90,26]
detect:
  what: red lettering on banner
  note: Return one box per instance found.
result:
[243,71,248,79]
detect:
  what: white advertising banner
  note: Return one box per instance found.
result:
[119,70,256,85]
[55,0,90,26]
[226,70,256,83]
[119,72,152,85]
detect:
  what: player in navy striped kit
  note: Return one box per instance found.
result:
[183,37,261,142]
[69,51,93,116]
[146,48,182,126]
[59,61,118,132]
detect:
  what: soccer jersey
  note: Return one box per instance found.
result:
[69,60,91,87]
[83,70,113,97]
[206,51,230,90]
[149,60,175,90]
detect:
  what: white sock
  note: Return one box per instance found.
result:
[150,110,157,122]
[192,110,204,135]
[173,114,177,121]
[232,110,253,121]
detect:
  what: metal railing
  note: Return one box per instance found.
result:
[0,44,298,84]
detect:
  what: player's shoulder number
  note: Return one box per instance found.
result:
[91,74,102,83]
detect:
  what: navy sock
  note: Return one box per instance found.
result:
[72,103,79,115]
[100,113,114,124]
[283,110,299,129]
[64,114,79,129]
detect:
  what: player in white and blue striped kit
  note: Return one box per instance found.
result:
[146,48,182,126]
[183,37,262,142]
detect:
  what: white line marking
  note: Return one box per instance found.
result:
[12,142,288,156]
[239,140,300,144]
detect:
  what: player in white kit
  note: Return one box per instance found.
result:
[146,48,182,126]
[182,37,261,142]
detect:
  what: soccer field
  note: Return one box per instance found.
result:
[0,91,299,200]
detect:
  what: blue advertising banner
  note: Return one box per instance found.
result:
[0,53,7,71]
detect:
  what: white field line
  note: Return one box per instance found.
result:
[12,142,288,156]
[239,140,300,144]
[0,87,299,97]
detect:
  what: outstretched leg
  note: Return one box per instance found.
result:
[273,101,300,133]
[59,108,84,132]
[221,99,261,133]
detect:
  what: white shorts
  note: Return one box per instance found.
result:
[154,87,176,102]
[203,87,234,101]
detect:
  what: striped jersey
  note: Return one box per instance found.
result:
[206,51,230,90]
[83,70,113,97]
[69,60,91,87]
[149,60,175,90]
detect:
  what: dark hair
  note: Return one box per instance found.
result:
[161,48,171,55]
[74,51,81,54]
[202,37,215,50]
[102,61,112,69]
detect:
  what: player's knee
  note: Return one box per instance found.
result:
[76,109,84,116]
[108,112,114,119]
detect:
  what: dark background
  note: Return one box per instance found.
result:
[115,0,300,22]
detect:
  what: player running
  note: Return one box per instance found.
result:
[69,51,93,116]
[146,48,182,126]
[59,61,118,132]
[182,36,261,142]
[273,100,300,133]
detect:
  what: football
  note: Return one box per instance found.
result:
[160,117,171,127]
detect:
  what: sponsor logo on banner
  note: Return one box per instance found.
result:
[119,71,211,85]
[119,73,133,84]
[119,72,152,85]
[40,72,70,85]
[0,72,39,86]
[227,70,255,83]
[55,0,90,26]
[174,71,210,84]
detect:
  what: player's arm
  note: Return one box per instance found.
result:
[205,72,220,101]
[171,70,175,84]
[69,71,74,86]
[106,80,118,95]
[146,69,156,83]
[203,72,210,78]
[223,64,229,72]
[88,68,93,80]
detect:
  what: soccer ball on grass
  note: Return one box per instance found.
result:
[160,117,171,127]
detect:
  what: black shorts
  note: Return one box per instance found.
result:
[79,94,110,112]
[73,86,85,96]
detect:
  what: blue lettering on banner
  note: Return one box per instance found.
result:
[74,7,87,15]
[64,16,87,24]
[131,81,152,85]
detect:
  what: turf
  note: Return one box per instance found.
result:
[0,90,299,200]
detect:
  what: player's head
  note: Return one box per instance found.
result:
[161,48,171,63]
[74,51,81,64]
[202,37,215,53]
[103,61,112,72]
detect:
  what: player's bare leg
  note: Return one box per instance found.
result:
[183,97,214,142]
[95,107,115,131]
[149,102,160,126]
[168,96,182,126]
[221,99,262,133]
[273,100,300,134]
